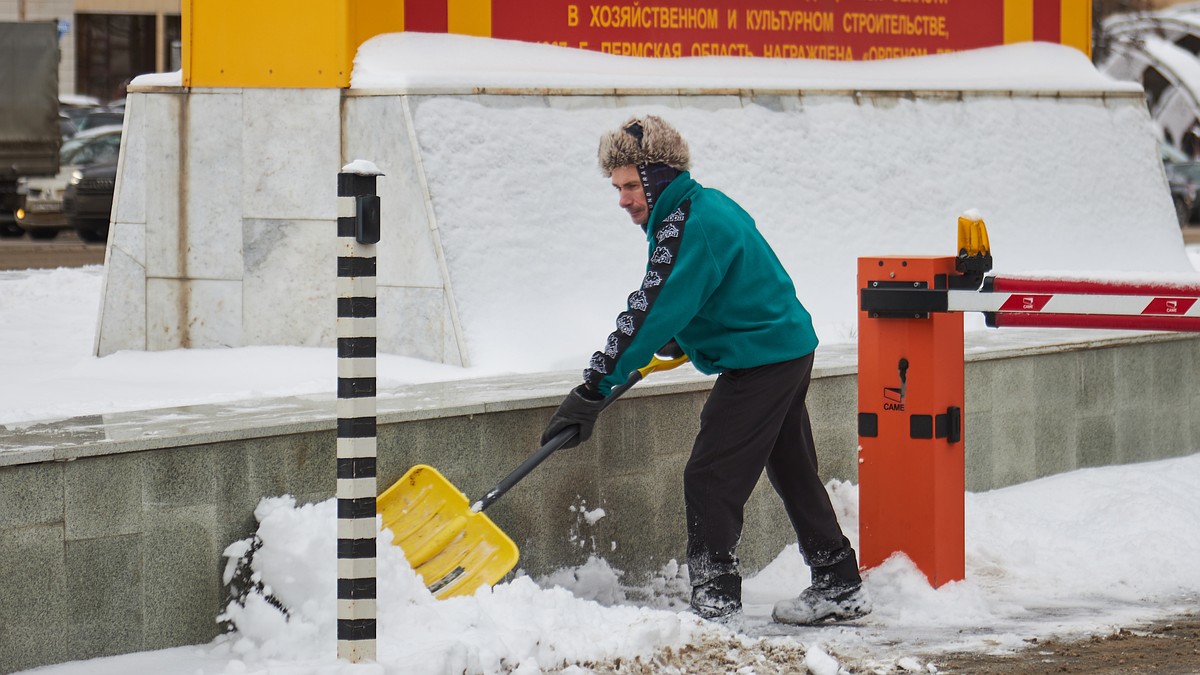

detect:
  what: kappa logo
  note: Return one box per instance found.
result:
[628,290,649,312]
[642,271,663,289]
[604,334,619,357]
[650,246,673,265]
[656,223,680,243]
[664,208,686,223]
[589,353,608,374]
[617,313,636,336]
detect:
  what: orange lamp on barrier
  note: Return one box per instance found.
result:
[856,256,965,587]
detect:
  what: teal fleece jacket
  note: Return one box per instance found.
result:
[584,172,819,395]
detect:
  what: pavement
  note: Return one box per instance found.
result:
[0,230,106,270]
[1185,224,1200,245]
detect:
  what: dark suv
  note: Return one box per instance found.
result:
[63,161,116,243]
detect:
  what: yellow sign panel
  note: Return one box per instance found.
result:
[449,0,491,38]
[1004,0,1034,45]
[1059,0,1092,58]
[183,0,403,88]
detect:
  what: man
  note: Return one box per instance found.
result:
[541,115,870,625]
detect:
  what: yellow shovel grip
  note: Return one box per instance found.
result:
[637,354,690,378]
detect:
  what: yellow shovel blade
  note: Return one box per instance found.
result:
[378,464,519,599]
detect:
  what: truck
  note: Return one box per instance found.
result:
[0,22,62,237]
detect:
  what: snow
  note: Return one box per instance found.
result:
[0,268,489,425]
[7,33,1200,675]
[341,159,384,176]
[15,456,1200,674]
[349,38,1192,373]
[129,70,183,87]
[352,33,1140,93]
[805,645,841,675]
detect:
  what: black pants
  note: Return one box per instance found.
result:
[685,352,853,586]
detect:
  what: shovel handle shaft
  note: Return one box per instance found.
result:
[474,355,689,512]
[475,426,577,512]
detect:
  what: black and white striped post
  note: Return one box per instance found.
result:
[336,159,383,663]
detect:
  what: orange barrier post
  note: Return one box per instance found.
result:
[857,256,965,587]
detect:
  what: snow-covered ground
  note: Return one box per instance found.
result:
[13,452,1200,674]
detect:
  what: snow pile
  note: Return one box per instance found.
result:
[179,453,1200,675]
[11,449,1200,674]
[408,94,1196,371]
[217,497,710,674]
[352,33,1139,93]
[349,36,1194,371]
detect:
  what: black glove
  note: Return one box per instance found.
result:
[541,384,607,449]
[657,338,685,359]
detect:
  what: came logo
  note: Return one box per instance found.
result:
[1142,297,1195,315]
[999,294,1052,312]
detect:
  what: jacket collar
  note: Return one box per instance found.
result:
[644,171,695,237]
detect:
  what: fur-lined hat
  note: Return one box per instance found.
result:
[598,115,691,176]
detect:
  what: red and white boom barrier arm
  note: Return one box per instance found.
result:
[948,277,1200,331]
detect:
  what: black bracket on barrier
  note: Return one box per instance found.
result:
[861,280,948,319]
[953,252,993,290]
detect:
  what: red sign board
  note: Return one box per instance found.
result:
[494,0,1002,60]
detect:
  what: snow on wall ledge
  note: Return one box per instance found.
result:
[99,35,1192,373]
[350,34,1141,93]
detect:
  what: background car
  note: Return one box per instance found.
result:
[0,212,23,238]
[63,160,117,243]
[1166,166,1194,227]
[58,114,78,140]
[74,110,124,134]
[14,125,121,239]
[1164,160,1200,227]
[1161,142,1196,227]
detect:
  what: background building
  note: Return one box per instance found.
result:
[0,0,180,102]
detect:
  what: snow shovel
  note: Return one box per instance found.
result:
[377,354,690,599]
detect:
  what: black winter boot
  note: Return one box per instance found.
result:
[690,572,743,621]
[772,551,871,625]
